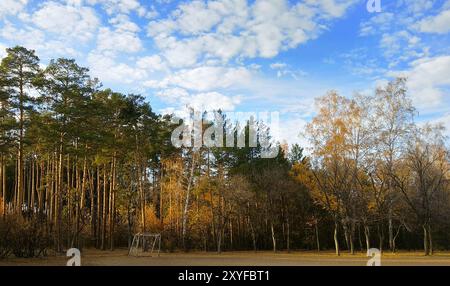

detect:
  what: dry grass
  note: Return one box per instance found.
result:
[2,249,450,266]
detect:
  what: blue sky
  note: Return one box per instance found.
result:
[1,0,449,146]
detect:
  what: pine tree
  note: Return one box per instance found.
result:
[0,46,41,212]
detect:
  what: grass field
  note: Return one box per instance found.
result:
[2,249,450,266]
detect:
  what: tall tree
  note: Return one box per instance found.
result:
[0,70,16,218]
[370,78,415,252]
[0,46,41,212]
[305,91,355,256]
[392,124,450,255]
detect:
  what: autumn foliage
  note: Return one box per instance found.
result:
[0,47,449,259]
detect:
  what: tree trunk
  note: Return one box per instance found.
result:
[17,79,24,213]
[1,154,6,219]
[388,211,394,252]
[286,216,290,253]
[334,219,340,256]
[270,221,276,253]
[423,223,433,256]
[127,203,133,248]
[56,146,63,252]
[109,156,116,250]
[350,221,355,255]
[423,224,430,256]
[138,163,145,233]
[31,158,35,211]
[13,159,17,211]
[392,225,402,254]
[88,168,95,238]
[378,223,384,253]
[364,224,370,252]
[0,155,2,205]
[230,219,233,250]
[38,161,44,214]
[217,230,222,254]
[428,224,433,256]
[96,166,101,248]
[101,165,107,250]
[249,217,257,253]
[182,153,196,251]
[343,222,350,251]
[315,222,320,252]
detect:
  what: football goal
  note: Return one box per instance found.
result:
[128,233,161,257]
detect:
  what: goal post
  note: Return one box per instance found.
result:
[129,233,161,257]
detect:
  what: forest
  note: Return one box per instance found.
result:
[0,46,449,259]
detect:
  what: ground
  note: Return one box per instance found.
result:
[2,249,450,266]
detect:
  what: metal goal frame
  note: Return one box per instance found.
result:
[128,233,161,257]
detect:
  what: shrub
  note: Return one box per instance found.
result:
[0,216,13,259]
[0,213,51,258]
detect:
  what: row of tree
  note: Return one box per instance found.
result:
[294,79,450,255]
[0,46,449,258]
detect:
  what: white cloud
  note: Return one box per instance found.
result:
[148,0,357,67]
[175,1,223,35]
[269,62,306,79]
[150,66,252,91]
[136,55,166,72]
[86,43,165,87]
[402,0,434,14]
[96,27,142,53]
[359,12,395,36]
[309,0,357,18]
[358,1,444,69]
[109,14,140,32]
[65,0,84,5]
[0,43,7,59]
[430,113,450,138]
[276,116,308,147]
[416,9,450,34]
[390,56,450,111]
[94,14,142,54]
[0,1,99,59]
[202,34,245,63]
[185,91,241,111]
[148,0,248,36]
[0,21,80,58]
[0,0,28,19]
[156,87,190,103]
[156,36,204,68]
[87,52,147,83]
[31,1,99,42]
[157,88,241,112]
[86,0,146,16]
[379,30,424,66]
[270,62,287,69]
[339,47,388,77]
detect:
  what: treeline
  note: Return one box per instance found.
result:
[0,46,449,258]
[294,79,450,256]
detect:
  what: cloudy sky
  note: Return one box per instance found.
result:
[0,0,449,145]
